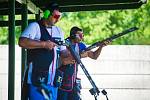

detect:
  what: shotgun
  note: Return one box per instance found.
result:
[64,39,108,100]
[81,27,139,53]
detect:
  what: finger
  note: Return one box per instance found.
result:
[72,60,76,64]
[103,40,110,45]
[104,41,109,44]
[107,40,112,44]
[53,43,58,47]
[102,42,107,47]
[49,42,57,49]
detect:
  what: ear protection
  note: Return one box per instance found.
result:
[43,10,52,19]
[43,3,60,19]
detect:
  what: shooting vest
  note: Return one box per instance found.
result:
[59,39,79,91]
[27,21,54,85]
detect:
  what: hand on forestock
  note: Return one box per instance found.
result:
[61,55,76,65]
[63,58,76,65]
[65,51,76,64]
[61,50,76,65]
[102,40,111,47]
[43,40,57,50]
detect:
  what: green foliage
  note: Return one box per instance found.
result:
[0,27,8,44]
[0,26,21,44]
[0,3,150,45]
[56,3,150,45]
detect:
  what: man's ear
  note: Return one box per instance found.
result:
[43,10,51,19]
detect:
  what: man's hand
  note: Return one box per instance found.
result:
[60,49,76,65]
[42,40,57,50]
[102,40,112,47]
[61,57,76,65]
[80,51,89,58]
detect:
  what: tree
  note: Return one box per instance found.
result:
[0,3,149,45]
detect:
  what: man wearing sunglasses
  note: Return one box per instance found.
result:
[19,2,67,100]
[57,26,111,100]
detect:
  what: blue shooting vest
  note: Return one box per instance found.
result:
[27,21,54,85]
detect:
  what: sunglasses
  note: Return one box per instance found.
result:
[79,33,84,39]
[53,14,61,19]
[52,10,61,20]
[76,33,84,39]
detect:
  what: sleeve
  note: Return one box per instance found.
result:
[79,42,87,52]
[20,22,39,39]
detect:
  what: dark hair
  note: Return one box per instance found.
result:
[46,2,60,12]
[70,26,82,37]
